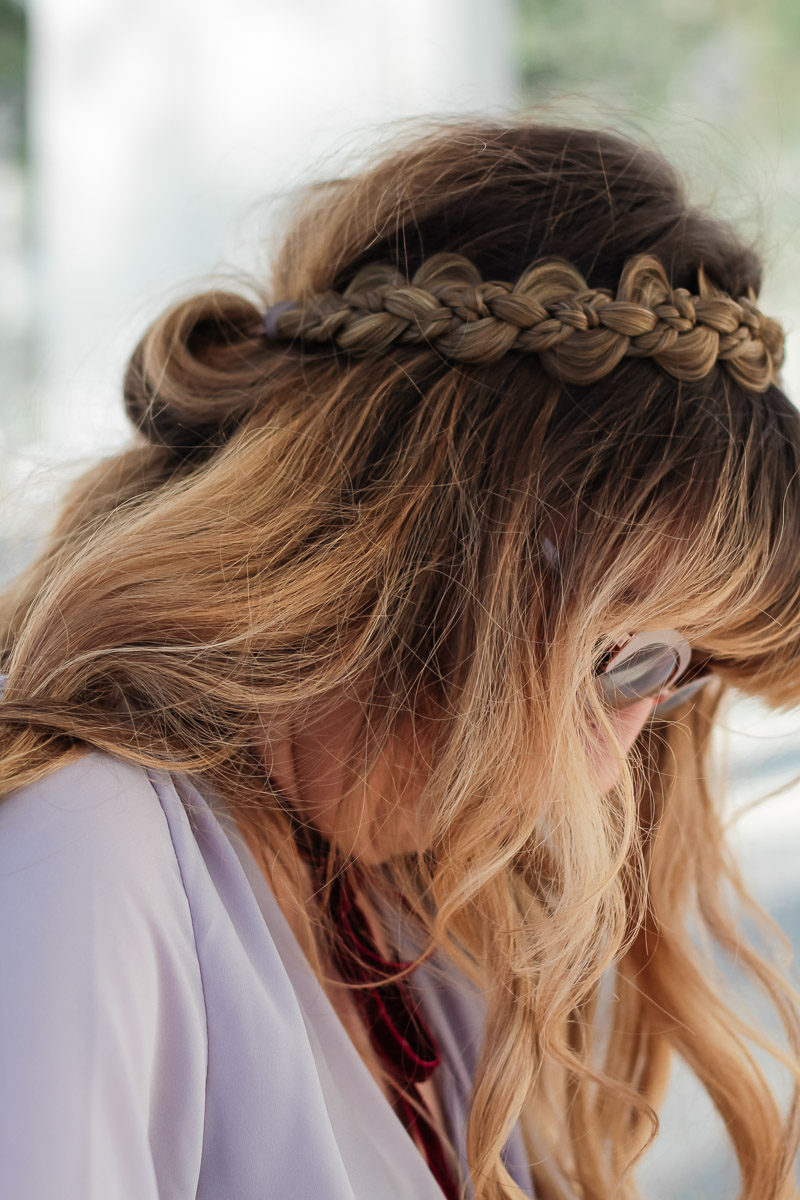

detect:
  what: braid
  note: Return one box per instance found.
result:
[256,252,784,392]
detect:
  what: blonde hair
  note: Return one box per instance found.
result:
[3,118,800,1199]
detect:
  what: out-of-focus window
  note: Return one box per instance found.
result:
[517,0,800,401]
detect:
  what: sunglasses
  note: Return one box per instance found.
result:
[594,630,714,714]
[540,538,714,714]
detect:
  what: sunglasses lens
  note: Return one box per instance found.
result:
[653,675,710,715]
[597,644,681,707]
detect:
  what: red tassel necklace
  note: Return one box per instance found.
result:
[284,802,461,1200]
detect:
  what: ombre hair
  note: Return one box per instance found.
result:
[3,119,800,1199]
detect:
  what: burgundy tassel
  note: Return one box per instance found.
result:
[287,808,460,1200]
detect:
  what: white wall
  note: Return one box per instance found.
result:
[26,0,517,458]
[0,0,515,580]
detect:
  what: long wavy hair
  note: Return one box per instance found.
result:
[2,119,800,1200]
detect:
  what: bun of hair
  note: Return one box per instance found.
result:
[123,292,265,462]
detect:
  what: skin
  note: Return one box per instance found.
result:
[587,695,658,794]
[265,690,659,857]
[262,688,657,1145]
[262,690,449,1134]
[264,688,430,864]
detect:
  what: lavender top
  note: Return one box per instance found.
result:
[0,685,535,1198]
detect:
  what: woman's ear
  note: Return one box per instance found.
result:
[585,696,657,794]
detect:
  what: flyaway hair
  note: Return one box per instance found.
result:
[2,119,800,1199]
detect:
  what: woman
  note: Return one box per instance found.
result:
[1,119,799,1200]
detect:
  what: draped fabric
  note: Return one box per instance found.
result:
[0,674,535,1198]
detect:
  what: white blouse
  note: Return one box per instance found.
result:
[0,689,535,1198]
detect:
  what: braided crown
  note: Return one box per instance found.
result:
[257,252,784,392]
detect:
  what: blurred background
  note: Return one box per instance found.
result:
[1,1,799,1194]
